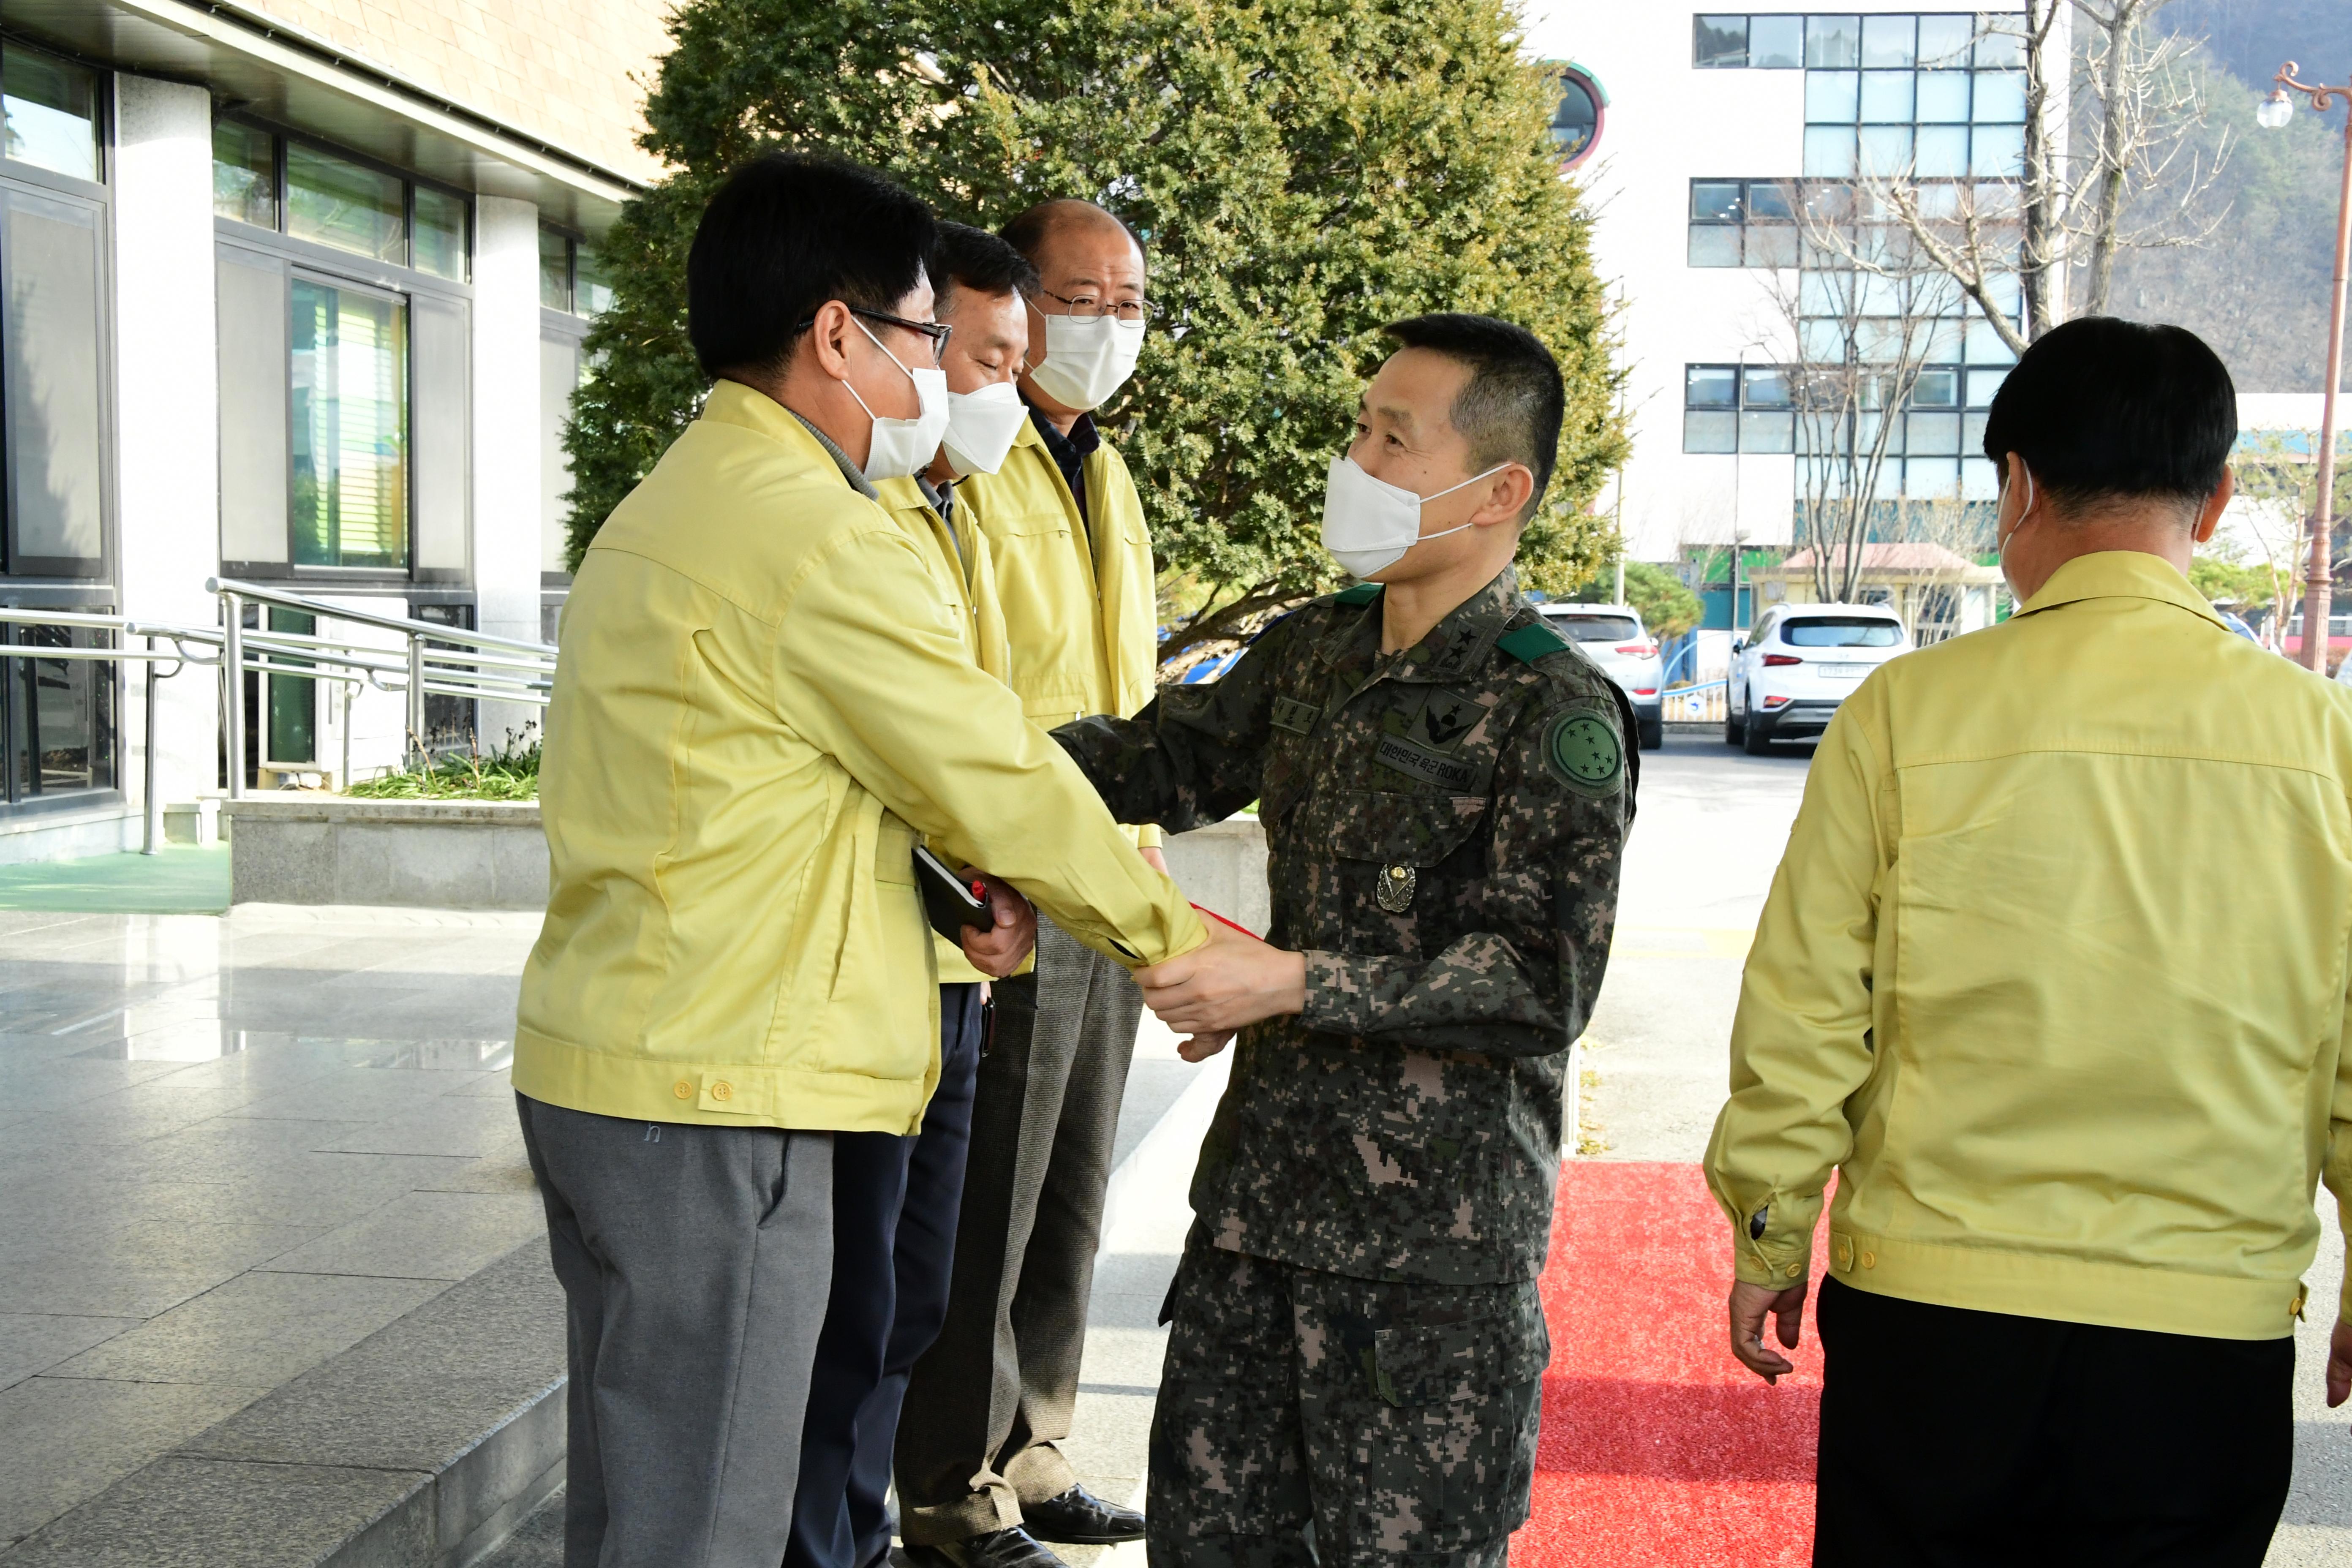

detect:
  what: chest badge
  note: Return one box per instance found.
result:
[1376,863,1417,913]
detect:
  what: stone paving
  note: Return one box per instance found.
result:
[0,904,549,1558]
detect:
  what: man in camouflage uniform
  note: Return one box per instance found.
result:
[1051,315,1635,1566]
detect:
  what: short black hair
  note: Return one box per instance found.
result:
[1383,314,1566,521]
[686,151,935,380]
[1000,198,1144,264]
[931,221,1040,309]
[1980,316,2236,518]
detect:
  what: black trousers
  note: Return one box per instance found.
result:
[1813,1274,2295,1568]
[784,983,988,1568]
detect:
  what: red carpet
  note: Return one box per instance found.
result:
[1515,1163,1829,1568]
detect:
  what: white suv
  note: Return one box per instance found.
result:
[1726,604,1909,754]
[1539,603,1664,750]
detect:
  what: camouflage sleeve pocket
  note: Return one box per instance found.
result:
[1369,1312,1550,1407]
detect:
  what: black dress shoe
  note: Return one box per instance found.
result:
[1021,1485,1147,1545]
[901,1527,1070,1568]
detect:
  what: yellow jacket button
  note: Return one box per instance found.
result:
[672,1081,693,1100]
[1861,1250,1876,1269]
[711,1081,733,1102]
[1785,1263,1802,1278]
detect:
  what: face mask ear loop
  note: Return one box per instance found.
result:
[847,316,920,417]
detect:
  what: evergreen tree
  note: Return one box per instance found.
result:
[563,0,1626,663]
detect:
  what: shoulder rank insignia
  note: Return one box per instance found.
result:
[1495,621,1572,666]
[1544,709,1624,795]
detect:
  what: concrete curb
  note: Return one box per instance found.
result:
[4,1242,566,1568]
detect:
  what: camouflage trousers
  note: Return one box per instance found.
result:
[1145,1233,1549,1567]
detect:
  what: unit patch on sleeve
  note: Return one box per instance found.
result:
[1544,709,1624,796]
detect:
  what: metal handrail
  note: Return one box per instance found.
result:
[204,579,559,796]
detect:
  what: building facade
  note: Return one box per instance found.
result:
[0,0,668,863]
[1524,4,2044,588]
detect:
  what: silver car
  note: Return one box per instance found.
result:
[1539,602,1665,750]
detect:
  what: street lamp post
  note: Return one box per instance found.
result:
[2262,65,2352,672]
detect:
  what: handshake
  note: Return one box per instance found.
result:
[956,870,1305,1063]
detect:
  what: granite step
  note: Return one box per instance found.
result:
[0,1241,564,1568]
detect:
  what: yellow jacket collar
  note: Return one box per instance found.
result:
[2015,550,2225,631]
[700,379,877,498]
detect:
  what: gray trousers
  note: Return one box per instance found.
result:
[895,920,1143,1543]
[517,1093,834,1568]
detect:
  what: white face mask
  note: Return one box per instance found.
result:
[940,381,1029,478]
[1996,465,2036,598]
[1026,311,1146,412]
[1320,455,1511,580]
[844,317,949,482]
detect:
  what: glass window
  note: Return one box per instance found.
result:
[1688,226,1743,267]
[289,278,408,569]
[1860,70,1915,122]
[1917,15,1974,66]
[542,333,582,573]
[286,144,406,264]
[1915,124,1970,177]
[1964,409,1989,452]
[1965,367,2009,408]
[1962,455,2000,499]
[1974,20,2025,69]
[1748,181,1795,221]
[1862,14,1916,67]
[1912,368,1960,406]
[539,227,572,311]
[1551,76,1600,161]
[1965,316,2017,365]
[1744,365,1794,406]
[1686,365,1740,407]
[413,186,467,280]
[573,242,612,316]
[1804,126,1858,177]
[1805,70,1859,122]
[1859,125,1914,177]
[213,120,276,228]
[1972,70,2028,122]
[1916,69,1970,122]
[1684,410,1739,454]
[1692,180,1745,222]
[1740,410,1795,452]
[10,623,112,796]
[1747,224,1798,267]
[1805,15,1861,68]
[1556,614,1640,643]
[1,46,98,184]
[265,607,316,764]
[1786,615,1902,647]
[1971,123,2025,178]
[1748,16,1804,68]
[4,190,106,572]
[1906,456,1961,496]
[217,251,289,564]
[1906,412,1961,454]
[1695,16,1748,68]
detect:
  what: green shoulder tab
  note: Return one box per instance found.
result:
[1495,621,1572,666]
[1333,583,1383,606]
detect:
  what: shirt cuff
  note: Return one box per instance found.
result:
[1130,822,1163,850]
[1297,950,1371,1036]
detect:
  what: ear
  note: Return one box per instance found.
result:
[1471,465,1538,528]
[2193,467,2234,545]
[804,299,858,383]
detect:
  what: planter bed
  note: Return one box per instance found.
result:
[225,797,548,910]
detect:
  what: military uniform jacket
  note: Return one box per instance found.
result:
[1055,568,1636,1285]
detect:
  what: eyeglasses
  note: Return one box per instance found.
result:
[794,305,954,365]
[1034,288,1159,324]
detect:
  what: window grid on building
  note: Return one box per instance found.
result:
[539,225,610,317]
[1686,360,2005,499]
[213,119,471,283]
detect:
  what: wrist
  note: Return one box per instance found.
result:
[1276,949,1307,1015]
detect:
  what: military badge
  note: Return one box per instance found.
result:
[1544,710,1624,796]
[1376,863,1417,912]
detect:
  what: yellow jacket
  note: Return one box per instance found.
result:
[956,417,1162,848]
[1706,552,2352,1339]
[872,474,1012,986]
[515,383,1205,1135]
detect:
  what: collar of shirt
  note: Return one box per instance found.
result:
[1316,567,1525,686]
[1024,396,1099,501]
[2014,550,2225,631]
[785,408,880,501]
